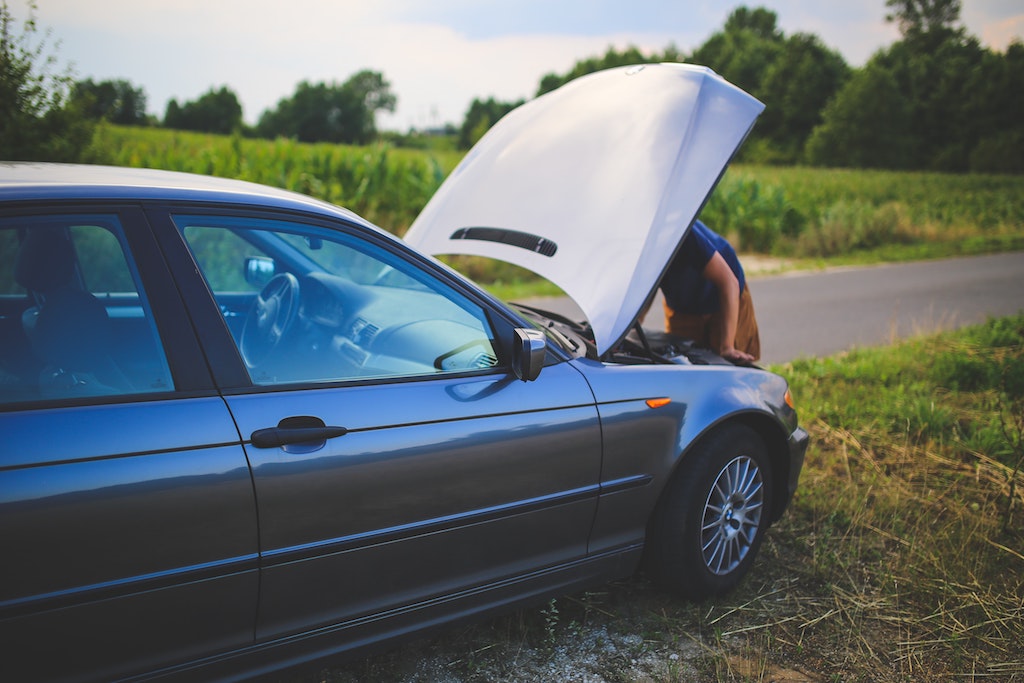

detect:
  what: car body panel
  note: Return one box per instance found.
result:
[569,358,801,554]
[0,399,259,683]
[0,161,365,222]
[404,64,764,354]
[225,365,602,638]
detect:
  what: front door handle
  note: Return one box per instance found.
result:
[250,416,348,449]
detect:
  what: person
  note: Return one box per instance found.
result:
[658,220,761,364]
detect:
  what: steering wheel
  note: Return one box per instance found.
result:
[240,273,300,367]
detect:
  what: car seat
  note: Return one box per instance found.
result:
[14,226,133,398]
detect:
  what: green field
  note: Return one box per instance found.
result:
[87,124,1024,293]
[87,124,464,235]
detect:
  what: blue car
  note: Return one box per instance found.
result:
[0,64,807,683]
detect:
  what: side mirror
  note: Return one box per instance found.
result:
[512,328,546,381]
[244,256,276,288]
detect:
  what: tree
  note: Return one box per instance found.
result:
[73,78,148,125]
[753,33,849,162]
[874,0,990,171]
[885,0,962,42]
[457,97,523,149]
[0,0,92,160]
[688,7,852,163]
[164,86,242,134]
[256,70,395,145]
[805,62,913,169]
[536,45,650,96]
[338,69,396,144]
[967,41,1024,173]
[689,7,784,95]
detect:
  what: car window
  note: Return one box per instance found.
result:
[0,215,174,404]
[181,226,262,293]
[174,214,500,386]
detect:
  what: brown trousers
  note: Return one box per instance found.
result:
[663,285,761,361]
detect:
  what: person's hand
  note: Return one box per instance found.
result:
[720,347,755,365]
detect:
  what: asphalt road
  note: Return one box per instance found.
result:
[526,252,1024,364]
[750,251,1024,364]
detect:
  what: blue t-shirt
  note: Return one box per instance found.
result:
[660,221,746,315]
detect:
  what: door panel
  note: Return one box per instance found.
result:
[0,208,260,682]
[227,364,600,638]
[0,400,259,683]
[163,210,603,640]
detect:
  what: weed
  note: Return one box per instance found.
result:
[541,598,560,652]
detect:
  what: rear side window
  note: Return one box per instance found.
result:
[0,215,174,404]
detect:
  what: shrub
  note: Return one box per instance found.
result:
[794,199,910,257]
[0,1,93,161]
[700,176,805,252]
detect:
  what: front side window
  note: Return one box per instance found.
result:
[0,215,174,403]
[175,215,499,386]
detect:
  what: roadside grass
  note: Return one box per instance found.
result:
[297,314,1024,683]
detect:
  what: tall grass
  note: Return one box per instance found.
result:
[763,314,1024,679]
[701,166,1024,259]
[87,124,462,234]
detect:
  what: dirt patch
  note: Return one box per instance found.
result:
[292,574,829,683]
[740,254,797,276]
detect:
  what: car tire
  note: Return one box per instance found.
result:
[644,423,773,600]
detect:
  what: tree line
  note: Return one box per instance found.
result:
[2,0,1021,173]
[460,2,1021,173]
[71,72,396,145]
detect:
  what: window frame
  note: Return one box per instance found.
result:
[0,203,216,410]
[146,203,528,394]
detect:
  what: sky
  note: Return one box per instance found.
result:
[10,0,1024,131]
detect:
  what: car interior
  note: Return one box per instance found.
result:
[0,221,173,403]
[179,221,501,386]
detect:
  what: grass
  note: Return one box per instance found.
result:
[291,314,1024,682]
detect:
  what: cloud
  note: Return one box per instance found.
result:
[979,15,1024,51]
[372,26,676,129]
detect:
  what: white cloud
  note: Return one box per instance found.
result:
[978,15,1024,51]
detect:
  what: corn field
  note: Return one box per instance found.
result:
[88,125,462,235]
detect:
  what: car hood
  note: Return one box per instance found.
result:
[404,63,764,355]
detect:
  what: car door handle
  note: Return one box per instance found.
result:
[250,416,348,449]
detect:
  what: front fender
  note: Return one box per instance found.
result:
[569,359,800,556]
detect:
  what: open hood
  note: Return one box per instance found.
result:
[404,63,764,355]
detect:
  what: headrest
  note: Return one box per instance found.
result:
[14,227,76,294]
[33,288,111,370]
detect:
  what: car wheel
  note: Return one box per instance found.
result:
[645,423,773,600]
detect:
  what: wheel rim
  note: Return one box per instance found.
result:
[701,455,765,576]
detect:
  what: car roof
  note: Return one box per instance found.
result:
[0,162,367,225]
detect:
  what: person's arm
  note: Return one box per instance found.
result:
[702,251,754,364]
